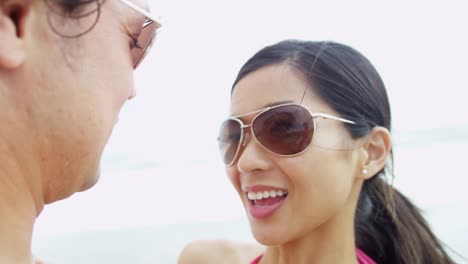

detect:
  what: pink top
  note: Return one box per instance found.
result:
[250,248,376,264]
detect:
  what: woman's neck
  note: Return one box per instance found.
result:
[261,186,361,264]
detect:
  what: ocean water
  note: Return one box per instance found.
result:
[32,127,468,264]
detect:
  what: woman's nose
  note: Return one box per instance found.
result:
[236,131,272,174]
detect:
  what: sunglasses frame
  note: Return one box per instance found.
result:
[118,0,162,68]
[118,0,161,24]
[220,103,357,166]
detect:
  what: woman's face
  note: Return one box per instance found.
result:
[227,64,365,245]
[17,0,154,202]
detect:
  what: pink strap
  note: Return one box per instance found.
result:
[250,254,263,264]
[250,249,375,264]
[356,248,376,264]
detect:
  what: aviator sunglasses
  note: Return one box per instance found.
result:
[218,103,357,166]
[119,0,162,68]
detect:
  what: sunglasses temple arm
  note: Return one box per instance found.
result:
[118,0,162,26]
[313,113,356,125]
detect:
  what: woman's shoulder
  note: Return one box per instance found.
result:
[177,239,264,264]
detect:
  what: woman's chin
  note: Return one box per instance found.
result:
[250,226,284,246]
[253,236,282,247]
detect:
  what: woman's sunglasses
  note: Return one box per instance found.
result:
[119,0,162,68]
[218,103,357,166]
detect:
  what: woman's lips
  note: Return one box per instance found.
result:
[246,187,288,219]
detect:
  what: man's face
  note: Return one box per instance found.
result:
[15,0,154,203]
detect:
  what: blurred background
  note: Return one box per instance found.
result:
[32,0,467,263]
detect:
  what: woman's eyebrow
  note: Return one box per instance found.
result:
[261,100,295,108]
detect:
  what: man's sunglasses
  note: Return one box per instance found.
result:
[218,103,357,166]
[118,0,162,68]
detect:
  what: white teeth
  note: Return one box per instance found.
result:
[256,192,263,200]
[247,189,288,200]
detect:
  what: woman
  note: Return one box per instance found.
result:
[0,0,160,262]
[178,40,456,264]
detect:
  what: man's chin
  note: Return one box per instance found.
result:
[78,170,101,192]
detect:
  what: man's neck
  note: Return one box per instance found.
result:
[0,134,43,264]
[0,178,38,264]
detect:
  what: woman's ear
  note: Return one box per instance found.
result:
[358,126,392,180]
[0,0,30,69]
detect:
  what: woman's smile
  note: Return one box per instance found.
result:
[243,185,289,219]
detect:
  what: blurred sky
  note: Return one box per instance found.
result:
[34,0,467,249]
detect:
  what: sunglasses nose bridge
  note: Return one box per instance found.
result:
[240,124,252,147]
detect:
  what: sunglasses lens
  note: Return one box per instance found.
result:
[132,20,158,68]
[218,119,243,165]
[253,105,314,155]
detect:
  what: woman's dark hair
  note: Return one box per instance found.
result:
[45,0,102,37]
[232,40,456,264]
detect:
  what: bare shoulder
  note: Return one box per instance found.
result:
[177,239,264,264]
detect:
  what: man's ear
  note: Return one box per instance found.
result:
[0,0,30,69]
[358,126,392,180]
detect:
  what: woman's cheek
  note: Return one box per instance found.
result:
[226,167,242,194]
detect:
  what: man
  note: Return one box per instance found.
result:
[0,0,161,262]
